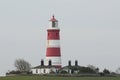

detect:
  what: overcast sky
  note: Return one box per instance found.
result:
[0,0,120,76]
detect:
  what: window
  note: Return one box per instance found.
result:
[56,33,58,36]
[44,69,46,73]
[36,69,38,73]
[52,21,55,27]
[48,33,50,36]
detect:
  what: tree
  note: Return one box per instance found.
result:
[103,69,110,74]
[60,70,68,74]
[116,68,120,74]
[14,59,31,72]
[87,64,99,73]
[80,67,96,73]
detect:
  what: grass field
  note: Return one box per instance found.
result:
[0,76,120,80]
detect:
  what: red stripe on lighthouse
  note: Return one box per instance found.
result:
[46,48,61,56]
[47,30,60,40]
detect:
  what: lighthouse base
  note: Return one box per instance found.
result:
[46,56,61,68]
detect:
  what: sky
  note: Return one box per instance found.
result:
[0,0,120,76]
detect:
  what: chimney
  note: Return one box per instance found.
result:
[48,60,52,66]
[75,60,78,66]
[68,60,71,66]
[41,59,44,66]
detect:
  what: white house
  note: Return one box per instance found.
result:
[32,65,59,74]
[32,60,60,74]
[60,60,80,74]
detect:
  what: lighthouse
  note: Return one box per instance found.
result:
[46,15,61,68]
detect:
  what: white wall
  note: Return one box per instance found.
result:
[32,68,58,74]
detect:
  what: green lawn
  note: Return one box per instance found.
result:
[0,76,120,80]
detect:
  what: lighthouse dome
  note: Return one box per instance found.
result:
[49,15,58,22]
[48,15,59,29]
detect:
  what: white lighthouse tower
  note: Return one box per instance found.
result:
[46,15,61,68]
